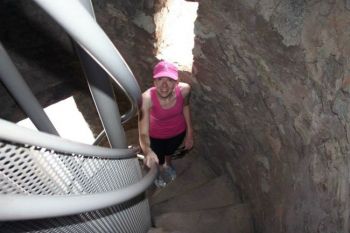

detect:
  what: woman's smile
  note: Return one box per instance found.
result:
[154,77,177,99]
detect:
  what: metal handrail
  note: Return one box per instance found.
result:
[0,43,59,136]
[0,119,137,159]
[93,129,107,146]
[0,118,158,221]
[0,163,157,221]
[32,0,142,124]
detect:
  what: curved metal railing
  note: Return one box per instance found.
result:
[0,120,157,220]
[0,119,137,159]
[0,169,157,220]
[33,0,142,122]
[0,119,157,221]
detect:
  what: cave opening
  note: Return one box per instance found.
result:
[153,0,198,72]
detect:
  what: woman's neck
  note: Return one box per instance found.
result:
[157,89,177,108]
[157,91,174,101]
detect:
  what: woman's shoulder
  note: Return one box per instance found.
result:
[178,82,191,97]
[143,87,157,97]
[141,88,153,108]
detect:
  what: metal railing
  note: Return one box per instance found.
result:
[0,119,157,220]
[0,0,155,232]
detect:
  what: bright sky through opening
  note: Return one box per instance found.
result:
[17,96,95,144]
[155,0,198,71]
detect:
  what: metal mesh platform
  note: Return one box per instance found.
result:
[0,141,141,195]
[0,140,151,233]
[0,198,150,233]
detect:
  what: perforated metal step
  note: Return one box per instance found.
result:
[0,140,152,233]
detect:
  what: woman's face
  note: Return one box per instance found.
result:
[154,77,177,99]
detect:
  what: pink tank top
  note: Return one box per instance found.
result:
[149,86,186,139]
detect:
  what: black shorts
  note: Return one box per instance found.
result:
[150,131,186,165]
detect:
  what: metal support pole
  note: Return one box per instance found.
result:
[73,0,126,148]
[32,0,142,124]
[0,42,59,135]
[76,47,127,148]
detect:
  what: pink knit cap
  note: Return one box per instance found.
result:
[153,60,178,80]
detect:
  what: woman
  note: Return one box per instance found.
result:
[139,60,194,187]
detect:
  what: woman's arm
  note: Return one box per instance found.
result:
[180,83,194,150]
[138,90,159,167]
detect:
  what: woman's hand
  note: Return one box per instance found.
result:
[184,133,194,150]
[144,151,159,168]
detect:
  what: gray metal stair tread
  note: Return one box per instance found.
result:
[153,204,253,233]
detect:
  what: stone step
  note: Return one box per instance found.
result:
[149,151,253,233]
[153,204,253,233]
[147,227,172,233]
[151,175,240,214]
[149,151,219,204]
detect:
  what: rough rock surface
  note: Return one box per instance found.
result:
[191,1,350,232]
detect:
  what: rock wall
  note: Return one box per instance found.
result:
[192,1,350,232]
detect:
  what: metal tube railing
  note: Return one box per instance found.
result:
[76,46,128,148]
[93,129,107,146]
[0,119,136,159]
[0,118,158,221]
[0,42,59,135]
[74,0,127,148]
[32,0,142,123]
[0,163,157,221]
